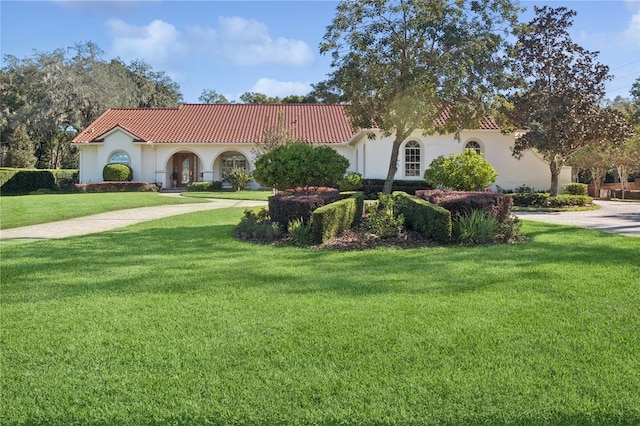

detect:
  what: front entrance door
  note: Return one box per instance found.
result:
[173,153,198,187]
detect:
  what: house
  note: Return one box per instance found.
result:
[72,103,571,191]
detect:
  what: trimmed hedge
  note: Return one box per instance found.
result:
[187,181,223,191]
[394,192,452,244]
[103,163,133,181]
[75,182,159,193]
[311,192,364,243]
[509,192,550,207]
[547,194,593,207]
[268,191,341,229]
[0,169,56,194]
[563,182,588,196]
[362,179,431,196]
[416,190,512,223]
[509,193,593,207]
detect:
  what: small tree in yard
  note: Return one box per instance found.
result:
[424,149,498,191]
[252,141,349,192]
[223,167,252,191]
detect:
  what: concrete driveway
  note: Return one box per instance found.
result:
[514,200,640,238]
[0,198,267,243]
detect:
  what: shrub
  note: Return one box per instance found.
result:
[394,192,452,244]
[363,194,405,239]
[547,194,593,207]
[424,149,498,191]
[288,217,314,245]
[338,172,363,191]
[235,208,281,242]
[103,163,133,181]
[223,167,252,191]
[268,191,341,229]
[186,181,223,191]
[253,141,349,190]
[495,216,524,243]
[362,178,430,197]
[0,169,56,194]
[75,182,158,193]
[453,209,499,245]
[416,190,512,223]
[509,192,550,207]
[311,192,364,243]
[563,182,588,195]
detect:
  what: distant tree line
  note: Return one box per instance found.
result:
[0,41,321,169]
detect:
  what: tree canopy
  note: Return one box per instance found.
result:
[424,149,498,191]
[318,0,521,194]
[504,6,630,196]
[1,42,183,169]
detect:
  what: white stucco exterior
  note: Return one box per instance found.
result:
[75,127,571,192]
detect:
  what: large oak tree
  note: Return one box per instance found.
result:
[318,0,521,194]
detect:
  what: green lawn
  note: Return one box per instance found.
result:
[0,192,207,229]
[181,190,272,201]
[1,209,639,425]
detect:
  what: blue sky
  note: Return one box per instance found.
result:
[1,0,639,103]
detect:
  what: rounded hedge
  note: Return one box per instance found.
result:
[103,163,133,181]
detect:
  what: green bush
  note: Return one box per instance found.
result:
[338,172,363,191]
[253,141,349,190]
[509,192,550,207]
[187,181,223,192]
[311,192,364,243]
[364,194,405,239]
[495,216,524,243]
[453,209,499,245]
[288,217,314,245]
[547,194,593,207]
[76,182,158,193]
[223,167,252,191]
[235,208,281,242]
[103,163,133,181]
[563,182,588,195]
[424,149,498,191]
[394,192,452,244]
[0,169,56,194]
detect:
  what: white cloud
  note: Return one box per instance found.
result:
[106,18,187,67]
[250,78,311,97]
[622,11,640,46]
[188,16,314,67]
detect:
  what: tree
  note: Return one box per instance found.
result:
[198,89,228,104]
[6,124,37,168]
[570,145,613,197]
[240,92,275,104]
[610,136,640,199]
[253,141,349,191]
[424,149,498,191]
[505,7,615,196]
[319,0,520,194]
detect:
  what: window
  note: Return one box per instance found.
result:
[404,141,421,177]
[109,151,130,165]
[222,154,248,176]
[465,140,482,155]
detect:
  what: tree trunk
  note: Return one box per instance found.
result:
[382,136,405,195]
[549,156,563,196]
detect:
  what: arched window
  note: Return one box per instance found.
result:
[222,153,248,176]
[404,141,421,177]
[109,151,130,165]
[465,140,482,155]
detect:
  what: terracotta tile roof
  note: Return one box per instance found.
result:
[72,103,356,144]
[72,103,500,145]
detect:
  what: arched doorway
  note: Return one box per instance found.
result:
[171,152,199,188]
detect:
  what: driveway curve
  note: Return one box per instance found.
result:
[514,200,640,238]
[0,198,267,242]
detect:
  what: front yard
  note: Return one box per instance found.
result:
[1,207,639,425]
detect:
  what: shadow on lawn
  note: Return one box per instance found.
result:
[2,221,638,304]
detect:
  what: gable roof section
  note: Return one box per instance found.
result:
[73,103,356,144]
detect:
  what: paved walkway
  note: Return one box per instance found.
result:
[0,198,267,243]
[514,200,640,238]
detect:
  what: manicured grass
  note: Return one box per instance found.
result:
[1,210,639,425]
[0,192,206,229]
[181,190,272,201]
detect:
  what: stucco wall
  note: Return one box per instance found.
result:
[77,128,570,192]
